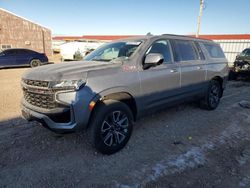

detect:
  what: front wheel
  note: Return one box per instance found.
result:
[200,80,222,110]
[88,100,133,155]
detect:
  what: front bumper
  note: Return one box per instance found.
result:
[233,61,250,73]
[21,87,94,131]
[22,103,77,130]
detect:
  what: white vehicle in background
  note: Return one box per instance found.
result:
[52,40,65,53]
[60,41,105,61]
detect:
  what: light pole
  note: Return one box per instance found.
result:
[196,0,204,38]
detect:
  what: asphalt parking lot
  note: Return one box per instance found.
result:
[0,68,250,188]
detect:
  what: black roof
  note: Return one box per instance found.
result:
[2,48,38,53]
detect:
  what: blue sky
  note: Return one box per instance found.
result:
[1,0,250,36]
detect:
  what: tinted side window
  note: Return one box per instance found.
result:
[16,50,25,55]
[195,42,205,60]
[174,40,198,61]
[17,50,33,55]
[203,43,225,58]
[146,40,172,63]
[5,50,16,55]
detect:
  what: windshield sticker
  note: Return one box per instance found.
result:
[123,65,137,72]
[126,41,141,45]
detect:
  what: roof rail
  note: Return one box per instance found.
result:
[161,34,213,41]
[161,34,193,38]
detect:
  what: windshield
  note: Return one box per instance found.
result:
[84,40,143,62]
[0,51,4,56]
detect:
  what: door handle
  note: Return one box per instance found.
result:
[170,69,178,73]
[197,66,202,70]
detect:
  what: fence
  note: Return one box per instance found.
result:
[214,40,250,66]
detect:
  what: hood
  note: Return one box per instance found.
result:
[22,60,122,81]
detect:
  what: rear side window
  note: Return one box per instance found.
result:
[203,43,225,58]
[173,40,198,61]
[19,49,32,54]
[194,42,205,60]
[16,50,25,54]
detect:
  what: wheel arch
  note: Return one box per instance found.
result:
[91,89,138,121]
[211,76,224,97]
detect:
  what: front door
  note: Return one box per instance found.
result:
[0,50,16,67]
[139,39,181,110]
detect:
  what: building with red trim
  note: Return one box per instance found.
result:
[53,34,250,41]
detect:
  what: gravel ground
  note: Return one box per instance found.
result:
[0,68,250,188]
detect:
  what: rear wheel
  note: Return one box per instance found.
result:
[200,80,222,110]
[30,59,41,67]
[88,99,133,155]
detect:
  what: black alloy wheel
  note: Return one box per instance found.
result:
[88,99,133,155]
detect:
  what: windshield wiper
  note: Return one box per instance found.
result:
[91,58,111,62]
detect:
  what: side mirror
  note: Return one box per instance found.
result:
[144,53,164,69]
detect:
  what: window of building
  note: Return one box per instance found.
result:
[1,44,12,50]
[203,43,225,58]
[173,40,198,61]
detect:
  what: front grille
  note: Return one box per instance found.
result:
[23,88,59,109]
[23,79,49,88]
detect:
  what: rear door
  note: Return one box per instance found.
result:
[16,50,30,65]
[172,39,206,96]
[139,39,181,110]
[0,50,16,67]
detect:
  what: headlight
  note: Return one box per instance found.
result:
[51,80,85,90]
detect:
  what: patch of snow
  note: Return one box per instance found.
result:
[115,121,250,187]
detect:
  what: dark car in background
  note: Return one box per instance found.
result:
[230,48,250,79]
[0,48,48,68]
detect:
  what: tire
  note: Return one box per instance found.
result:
[88,99,134,155]
[200,80,222,110]
[30,59,41,67]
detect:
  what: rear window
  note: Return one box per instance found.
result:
[173,40,198,61]
[203,43,225,58]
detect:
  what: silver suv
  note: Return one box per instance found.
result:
[21,34,228,154]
